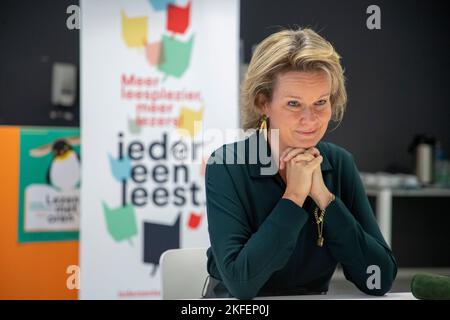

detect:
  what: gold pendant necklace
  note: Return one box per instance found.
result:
[312,194,335,247]
[313,206,325,247]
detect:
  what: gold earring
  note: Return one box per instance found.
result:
[259,115,267,131]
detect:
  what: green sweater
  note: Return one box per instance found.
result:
[205,130,397,299]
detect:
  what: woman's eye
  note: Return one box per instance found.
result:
[287,100,299,107]
[315,99,327,106]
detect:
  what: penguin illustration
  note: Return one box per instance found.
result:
[30,137,80,190]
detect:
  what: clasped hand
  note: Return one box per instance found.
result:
[279,146,333,210]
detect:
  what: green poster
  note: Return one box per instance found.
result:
[18,127,81,243]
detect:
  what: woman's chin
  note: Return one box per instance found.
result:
[290,137,319,149]
[298,143,316,149]
[288,130,322,147]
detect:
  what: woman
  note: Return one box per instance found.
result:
[204,28,397,299]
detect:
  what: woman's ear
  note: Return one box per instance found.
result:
[255,93,269,115]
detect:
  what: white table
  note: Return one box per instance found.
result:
[365,187,450,246]
[207,292,416,300]
[257,292,415,300]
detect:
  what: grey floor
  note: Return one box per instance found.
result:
[328,267,450,294]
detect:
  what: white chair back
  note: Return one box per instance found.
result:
[160,247,209,299]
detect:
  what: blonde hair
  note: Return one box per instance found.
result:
[241,27,347,131]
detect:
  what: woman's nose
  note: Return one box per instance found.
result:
[298,105,317,121]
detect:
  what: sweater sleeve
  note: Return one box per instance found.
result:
[205,155,309,300]
[323,153,398,295]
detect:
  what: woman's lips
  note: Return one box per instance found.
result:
[295,129,317,135]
